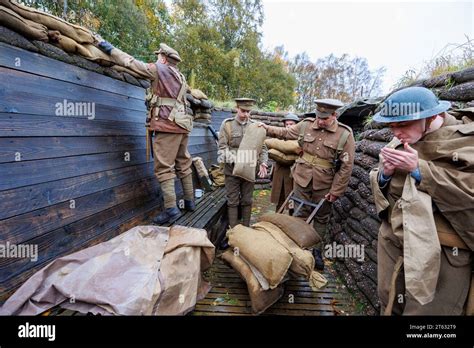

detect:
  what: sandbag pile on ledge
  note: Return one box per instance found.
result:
[186,89,214,123]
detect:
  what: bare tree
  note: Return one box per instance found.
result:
[290,53,385,112]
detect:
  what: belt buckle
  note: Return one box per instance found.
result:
[311,154,318,165]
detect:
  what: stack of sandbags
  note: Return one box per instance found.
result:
[186,89,213,124]
[222,214,327,315]
[264,138,301,166]
[0,0,148,82]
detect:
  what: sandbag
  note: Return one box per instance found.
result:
[232,123,266,182]
[48,30,116,67]
[253,221,328,290]
[200,99,213,109]
[192,157,213,190]
[47,30,93,58]
[0,5,48,41]
[194,112,212,120]
[227,224,292,289]
[2,0,94,43]
[111,62,152,79]
[268,148,299,166]
[259,213,321,249]
[221,250,284,315]
[252,221,314,277]
[190,88,208,100]
[192,157,209,178]
[209,164,225,187]
[264,138,301,155]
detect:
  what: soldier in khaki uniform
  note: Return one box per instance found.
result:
[95,39,194,224]
[370,87,473,315]
[218,98,269,228]
[260,99,355,269]
[270,113,299,212]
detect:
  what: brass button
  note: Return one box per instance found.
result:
[316,147,320,150]
[318,138,322,141]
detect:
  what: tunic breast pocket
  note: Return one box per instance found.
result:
[323,139,337,157]
[302,134,315,152]
[230,132,242,148]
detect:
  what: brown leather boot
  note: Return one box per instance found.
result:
[241,205,252,227]
[228,206,239,228]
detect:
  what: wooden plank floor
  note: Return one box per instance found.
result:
[162,187,227,229]
[191,258,356,316]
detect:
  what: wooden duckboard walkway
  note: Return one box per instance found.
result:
[191,258,355,316]
[162,187,227,230]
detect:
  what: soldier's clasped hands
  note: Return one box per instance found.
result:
[380,143,419,176]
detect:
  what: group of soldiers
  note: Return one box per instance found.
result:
[217,97,356,271]
[92,39,473,316]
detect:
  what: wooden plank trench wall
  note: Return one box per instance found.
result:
[0,42,218,303]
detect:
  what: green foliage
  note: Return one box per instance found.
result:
[394,36,474,90]
[209,99,235,109]
[263,101,278,112]
[170,0,295,108]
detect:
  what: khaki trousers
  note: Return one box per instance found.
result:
[153,132,192,182]
[378,220,472,315]
[225,175,254,208]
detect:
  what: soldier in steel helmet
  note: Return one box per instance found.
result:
[370,86,474,315]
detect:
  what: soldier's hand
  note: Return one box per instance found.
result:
[258,163,268,178]
[380,154,396,177]
[257,122,268,130]
[92,32,104,46]
[380,143,419,172]
[324,193,338,202]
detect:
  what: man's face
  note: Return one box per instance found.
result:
[284,120,296,128]
[237,107,250,122]
[157,53,167,64]
[388,119,426,144]
[316,114,337,129]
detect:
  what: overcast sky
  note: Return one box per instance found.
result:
[261,0,473,94]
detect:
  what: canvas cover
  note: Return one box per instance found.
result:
[0,225,215,316]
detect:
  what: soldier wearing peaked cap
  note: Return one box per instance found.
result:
[218,98,269,228]
[95,39,195,225]
[260,99,355,270]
